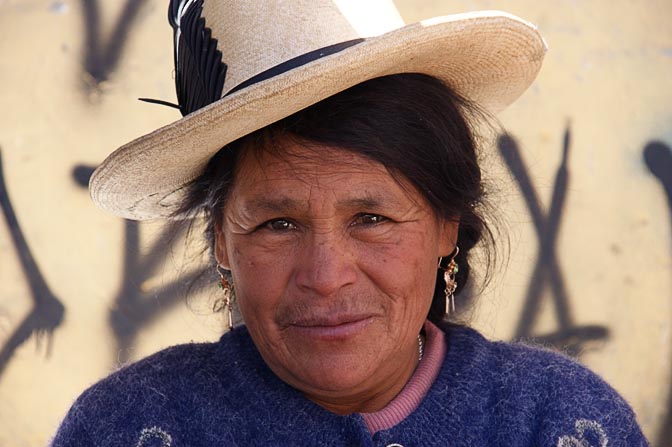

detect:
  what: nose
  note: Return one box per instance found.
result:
[294,232,357,297]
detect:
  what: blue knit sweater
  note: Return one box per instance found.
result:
[51,324,648,446]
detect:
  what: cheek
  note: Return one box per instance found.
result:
[228,242,292,320]
[386,258,436,307]
[359,238,437,312]
[228,240,281,281]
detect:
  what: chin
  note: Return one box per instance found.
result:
[288,349,379,393]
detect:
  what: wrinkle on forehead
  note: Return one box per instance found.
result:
[230,134,429,211]
[246,139,378,181]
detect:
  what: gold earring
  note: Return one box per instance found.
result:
[216,265,234,331]
[444,246,459,315]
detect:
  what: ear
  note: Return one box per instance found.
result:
[438,219,459,257]
[213,220,231,269]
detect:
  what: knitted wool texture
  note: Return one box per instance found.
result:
[51,323,649,446]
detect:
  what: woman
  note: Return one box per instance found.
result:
[52,0,649,446]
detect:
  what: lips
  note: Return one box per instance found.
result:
[288,314,375,340]
[291,313,372,327]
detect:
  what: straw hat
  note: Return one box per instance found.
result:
[90,0,547,220]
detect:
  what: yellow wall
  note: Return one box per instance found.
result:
[0,1,670,445]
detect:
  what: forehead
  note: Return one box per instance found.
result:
[239,141,385,182]
[228,138,422,208]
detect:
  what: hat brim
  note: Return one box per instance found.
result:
[90,10,546,220]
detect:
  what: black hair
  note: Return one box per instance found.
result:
[176,73,496,325]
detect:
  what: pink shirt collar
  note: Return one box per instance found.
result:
[360,320,447,434]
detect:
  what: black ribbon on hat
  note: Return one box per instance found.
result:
[226,39,364,97]
[141,0,364,117]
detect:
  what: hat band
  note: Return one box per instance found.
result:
[144,35,364,115]
[226,38,365,96]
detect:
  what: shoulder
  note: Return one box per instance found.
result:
[51,329,258,446]
[439,322,598,388]
[77,325,260,397]
[439,323,649,446]
[442,322,626,398]
[83,338,226,398]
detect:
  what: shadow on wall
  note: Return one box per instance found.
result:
[81,0,148,92]
[79,0,218,366]
[0,0,204,376]
[0,149,211,377]
[498,133,672,445]
[0,150,65,377]
[497,129,609,356]
[73,168,210,365]
[643,141,672,447]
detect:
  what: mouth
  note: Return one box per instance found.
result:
[287,315,374,341]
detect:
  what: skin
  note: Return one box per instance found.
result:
[214,137,458,414]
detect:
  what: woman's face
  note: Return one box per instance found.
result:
[215,138,457,413]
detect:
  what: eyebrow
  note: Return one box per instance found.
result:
[244,196,304,214]
[242,192,402,214]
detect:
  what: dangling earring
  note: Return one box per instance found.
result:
[444,246,459,315]
[216,264,234,331]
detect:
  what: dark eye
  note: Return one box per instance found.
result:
[265,218,297,231]
[352,213,388,226]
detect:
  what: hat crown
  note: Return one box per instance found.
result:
[200,0,405,94]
